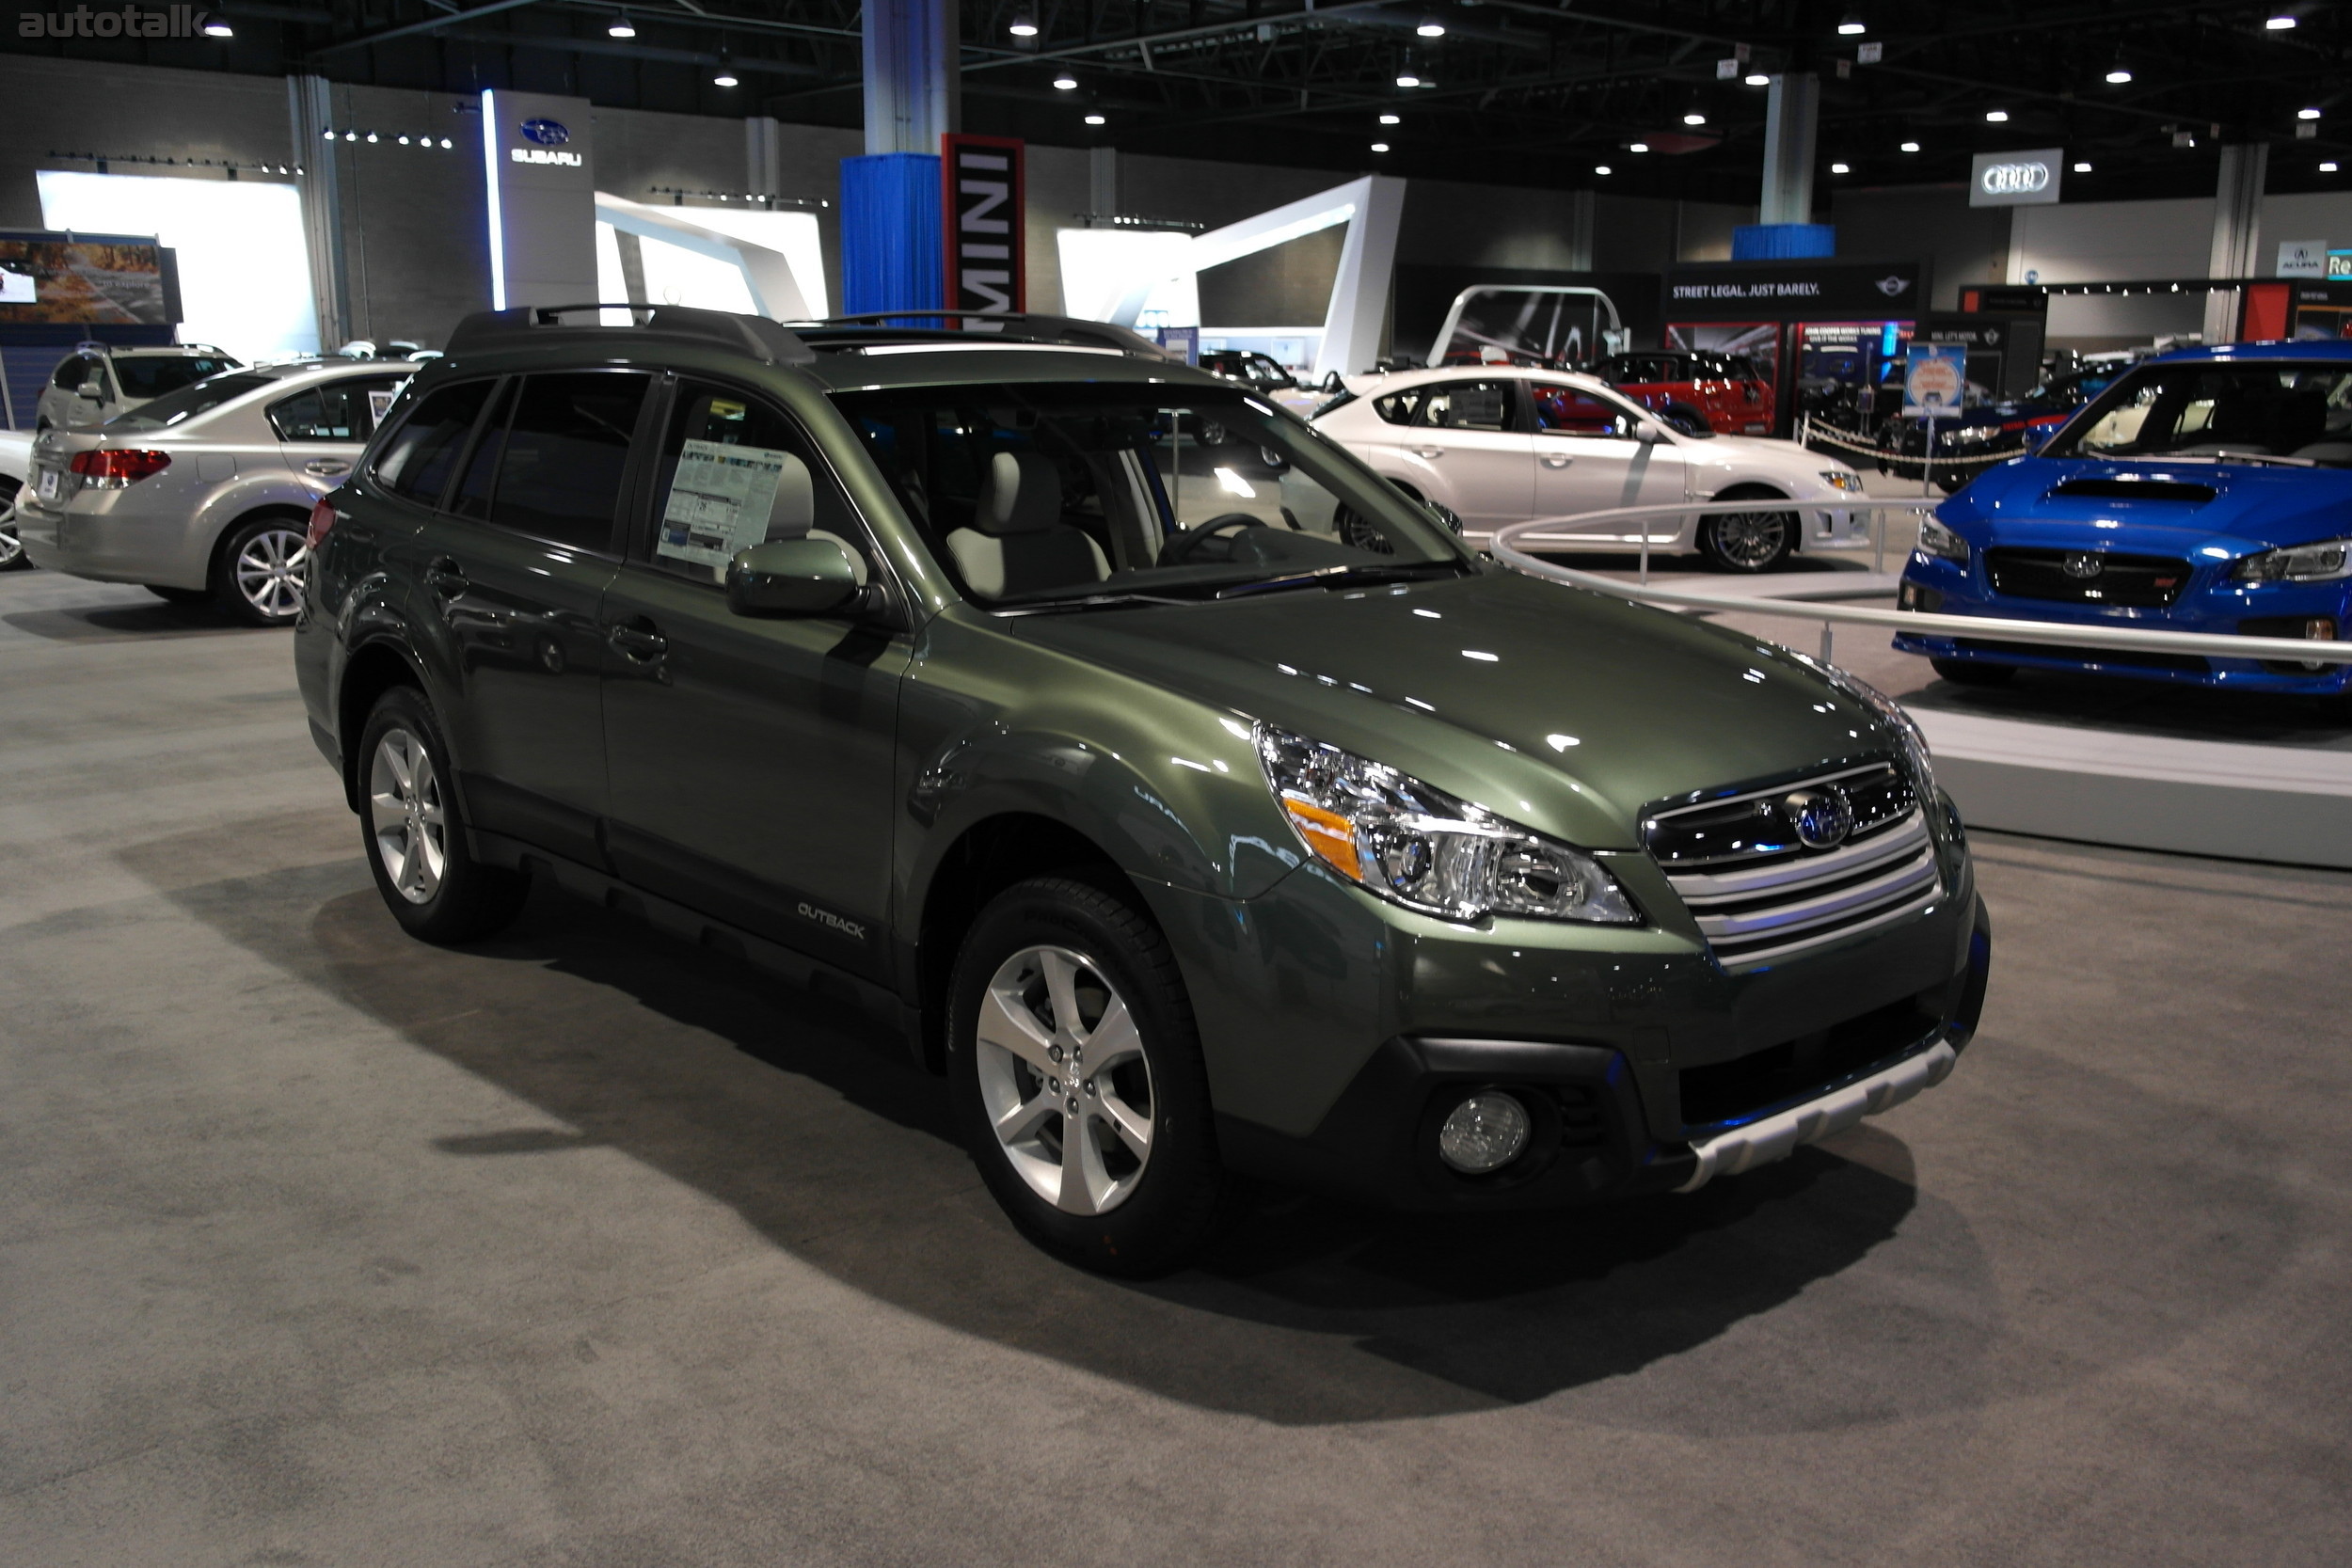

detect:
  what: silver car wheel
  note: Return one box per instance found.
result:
[0,484,20,568]
[973,943,1154,1216]
[1706,508,1790,571]
[368,727,447,905]
[233,526,310,621]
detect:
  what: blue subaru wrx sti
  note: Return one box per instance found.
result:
[1894,341,2351,694]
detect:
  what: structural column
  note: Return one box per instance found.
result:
[1759,73,1819,228]
[842,0,957,314]
[286,75,350,351]
[2204,143,2267,344]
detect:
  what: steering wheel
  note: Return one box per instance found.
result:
[1159,513,1269,565]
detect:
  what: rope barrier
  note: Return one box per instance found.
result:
[1798,418,2024,469]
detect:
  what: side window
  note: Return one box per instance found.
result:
[1372,390,1423,425]
[373,380,494,506]
[269,377,408,443]
[645,380,870,587]
[1415,380,1514,431]
[477,372,652,551]
[1531,382,1636,437]
[450,380,518,520]
[53,356,94,391]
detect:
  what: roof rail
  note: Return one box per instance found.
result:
[442,303,816,366]
[808,311,1174,360]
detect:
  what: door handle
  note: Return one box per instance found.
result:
[424,558,469,597]
[1410,446,1446,458]
[1541,454,1574,468]
[304,459,352,477]
[608,618,667,661]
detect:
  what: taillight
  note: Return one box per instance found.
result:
[69,449,172,487]
[305,495,340,551]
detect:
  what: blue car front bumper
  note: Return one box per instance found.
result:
[1894,551,2350,695]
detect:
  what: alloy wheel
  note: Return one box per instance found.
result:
[1707,508,1790,571]
[368,727,447,905]
[233,526,309,621]
[973,943,1154,1216]
[0,483,21,568]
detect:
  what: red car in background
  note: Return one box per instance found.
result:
[1593,351,1774,436]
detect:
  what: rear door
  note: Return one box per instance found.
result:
[597,376,909,980]
[1394,377,1531,531]
[390,370,654,866]
[269,372,411,488]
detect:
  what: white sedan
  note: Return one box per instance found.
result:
[1310,365,1867,571]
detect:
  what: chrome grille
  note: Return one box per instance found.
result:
[1645,761,1943,969]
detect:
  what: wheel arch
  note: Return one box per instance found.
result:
[336,639,433,811]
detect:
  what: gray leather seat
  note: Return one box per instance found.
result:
[946,451,1110,599]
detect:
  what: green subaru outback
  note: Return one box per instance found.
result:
[294,306,1989,1274]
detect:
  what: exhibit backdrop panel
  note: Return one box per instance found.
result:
[35,174,315,358]
[481,89,597,312]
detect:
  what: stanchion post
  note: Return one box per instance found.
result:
[1921,415,1936,499]
[1640,522,1650,585]
[1820,619,1834,663]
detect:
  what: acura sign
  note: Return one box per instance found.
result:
[1970,148,2063,207]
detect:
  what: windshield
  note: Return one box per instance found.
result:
[833,383,1468,608]
[105,372,275,431]
[2046,360,2352,467]
[113,354,240,400]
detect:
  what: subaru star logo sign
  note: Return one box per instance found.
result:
[508,114,584,167]
[519,117,569,146]
[1782,786,1854,851]
[1970,147,2065,207]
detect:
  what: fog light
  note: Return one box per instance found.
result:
[1437,1092,1531,1173]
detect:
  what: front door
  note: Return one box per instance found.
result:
[389,370,654,866]
[1525,381,1690,546]
[598,376,909,982]
[1394,377,1532,533]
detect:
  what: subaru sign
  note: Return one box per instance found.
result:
[1970,149,2063,207]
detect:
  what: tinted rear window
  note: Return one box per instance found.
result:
[374,380,495,505]
[115,356,239,399]
[105,372,275,430]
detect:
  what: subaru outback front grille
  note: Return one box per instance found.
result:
[1645,761,1942,969]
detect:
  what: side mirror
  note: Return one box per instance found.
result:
[1632,420,1667,444]
[725,536,863,618]
[77,380,104,402]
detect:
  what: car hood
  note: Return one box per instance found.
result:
[1007,568,1896,851]
[1945,456,2352,553]
[1682,434,1842,483]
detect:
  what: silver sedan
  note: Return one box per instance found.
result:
[15,360,412,625]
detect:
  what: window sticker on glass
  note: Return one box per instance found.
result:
[368,388,398,426]
[657,438,792,569]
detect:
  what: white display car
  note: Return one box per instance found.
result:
[1310,365,1868,571]
[0,428,32,570]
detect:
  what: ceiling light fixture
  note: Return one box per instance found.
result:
[1899,140,1919,151]
[1629,141,1649,152]
[1830,162,1850,174]
[2323,161,2340,173]
[201,14,232,36]
[609,13,635,38]
[1054,73,1077,89]
[2106,59,2132,84]
[1595,164,1613,175]
[1744,71,1770,86]
[1009,14,1039,37]
[1379,113,1402,124]
[1373,142,1391,152]
[713,67,739,87]
[1985,108,2009,122]
[1397,71,1421,87]
[2074,161,2092,172]
[1836,13,1866,35]
[1416,17,1446,37]
[2265,13,2296,28]
[1683,110,1708,125]
[2298,106,2322,119]
[1085,113,1106,125]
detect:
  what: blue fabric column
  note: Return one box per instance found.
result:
[840,151,944,317]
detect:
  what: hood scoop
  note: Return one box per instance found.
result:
[2046,477,2217,505]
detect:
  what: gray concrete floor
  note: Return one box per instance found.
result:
[4,566,2350,1567]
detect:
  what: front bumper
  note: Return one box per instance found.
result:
[1894,552,2351,694]
[1150,826,1988,1212]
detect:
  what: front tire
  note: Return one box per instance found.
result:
[0,477,28,572]
[1698,489,1795,573]
[946,876,1224,1275]
[357,687,529,944]
[214,513,310,626]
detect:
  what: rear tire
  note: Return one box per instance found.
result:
[946,876,1224,1276]
[213,513,310,626]
[144,584,212,606]
[356,687,529,945]
[1931,657,2016,688]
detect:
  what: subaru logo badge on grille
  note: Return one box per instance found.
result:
[520,118,571,146]
[1783,786,1853,850]
[2062,553,2103,578]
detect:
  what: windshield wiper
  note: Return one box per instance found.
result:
[997,590,1203,615]
[1212,562,1461,600]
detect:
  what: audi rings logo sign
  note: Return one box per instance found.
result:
[1979,161,2050,197]
[519,118,570,146]
[1970,147,2065,207]
[1783,786,1854,851]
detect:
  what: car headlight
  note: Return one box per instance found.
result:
[1254,722,1640,925]
[1794,658,1937,800]
[1820,470,1865,493]
[1943,424,1999,445]
[1916,516,1971,564]
[2232,537,2352,584]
